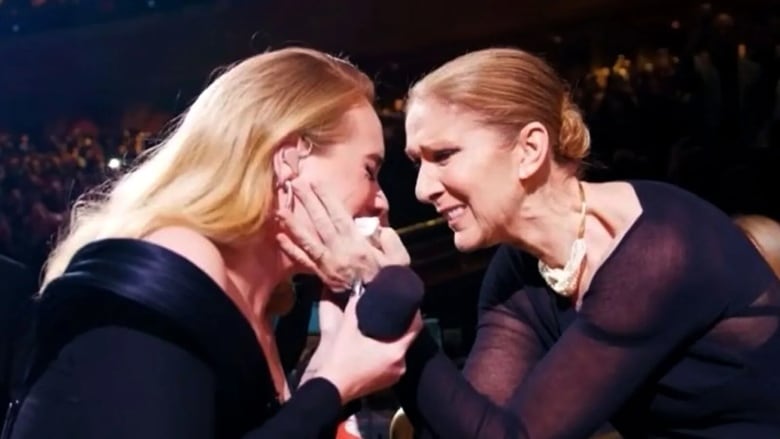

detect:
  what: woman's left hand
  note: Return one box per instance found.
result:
[275,181,409,293]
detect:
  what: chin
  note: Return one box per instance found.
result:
[452,229,487,253]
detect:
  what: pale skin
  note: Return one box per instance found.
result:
[140,102,420,405]
[404,97,643,306]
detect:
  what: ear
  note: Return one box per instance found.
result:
[272,136,314,184]
[514,122,551,180]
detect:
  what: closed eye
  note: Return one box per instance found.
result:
[365,164,379,181]
[431,149,457,163]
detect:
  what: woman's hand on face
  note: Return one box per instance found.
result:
[315,291,423,403]
[275,181,410,292]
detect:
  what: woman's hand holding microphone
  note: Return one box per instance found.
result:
[275,182,421,403]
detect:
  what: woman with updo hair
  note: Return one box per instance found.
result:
[389,48,780,437]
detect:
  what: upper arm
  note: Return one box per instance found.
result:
[143,226,229,290]
[397,212,731,439]
[462,245,544,405]
[498,219,728,438]
[18,326,216,439]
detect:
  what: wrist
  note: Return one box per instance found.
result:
[318,362,355,404]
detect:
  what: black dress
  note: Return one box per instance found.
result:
[396,181,780,438]
[7,239,343,439]
[0,256,37,424]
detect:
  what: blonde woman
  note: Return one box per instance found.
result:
[5,48,420,439]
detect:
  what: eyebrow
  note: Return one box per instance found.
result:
[404,140,447,160]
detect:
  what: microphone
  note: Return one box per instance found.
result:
[356,265,424,341]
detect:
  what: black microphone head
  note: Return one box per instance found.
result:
[356,266,424,341]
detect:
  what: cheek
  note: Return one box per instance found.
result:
[439,166,475,202]
[308,169,373,216]
[444,163,508,219]
[342,180,377,215]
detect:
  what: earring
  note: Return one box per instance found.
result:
[283,180,293,210]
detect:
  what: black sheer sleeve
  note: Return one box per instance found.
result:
[460,245,545,405]
[396,209,733,438]
[11,326,342,439]
[396,245,547,434]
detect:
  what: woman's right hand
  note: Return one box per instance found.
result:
[275,182,410,293]
[315,292,423,403]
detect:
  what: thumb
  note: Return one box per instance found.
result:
[397,313,424,347]
[377,228,409,264]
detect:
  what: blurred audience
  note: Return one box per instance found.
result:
[0,125,150,269]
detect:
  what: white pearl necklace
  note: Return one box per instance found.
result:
[538,182,587,297]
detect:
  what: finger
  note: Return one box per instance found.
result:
[277,234,346,290]
[377,227,404,252]
[276,208,329,262]
[377,228,411,266]
[290,181,339,243]
[399,313,424,345]
[309,183,356,235]
[410,313,425,332]
[275,233,320,273]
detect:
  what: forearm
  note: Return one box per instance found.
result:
[297,336,333,387]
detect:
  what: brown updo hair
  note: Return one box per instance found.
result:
[408,48,590,166]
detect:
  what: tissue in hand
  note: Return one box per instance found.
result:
[354,216,381,241]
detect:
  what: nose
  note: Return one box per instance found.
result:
[357,189,390,224]
[414,162,444,205]
[373,190,390,226]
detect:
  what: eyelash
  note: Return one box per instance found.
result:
[365,166,377,181]
[409,148,457,169]
[432,149,455,163]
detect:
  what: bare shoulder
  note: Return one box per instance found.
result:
[585,181,643,233]
[142,226,229,290]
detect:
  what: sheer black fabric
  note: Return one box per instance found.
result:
[8,239,343,439]
[397,180,780,438]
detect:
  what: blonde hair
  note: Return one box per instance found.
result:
[408,48,590,164]
[734,214,780,278]
[43,47,374,287]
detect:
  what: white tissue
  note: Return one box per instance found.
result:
[354,216,381,240]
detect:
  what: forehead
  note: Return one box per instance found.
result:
[338,104,385,159]
[404,99,486,154]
